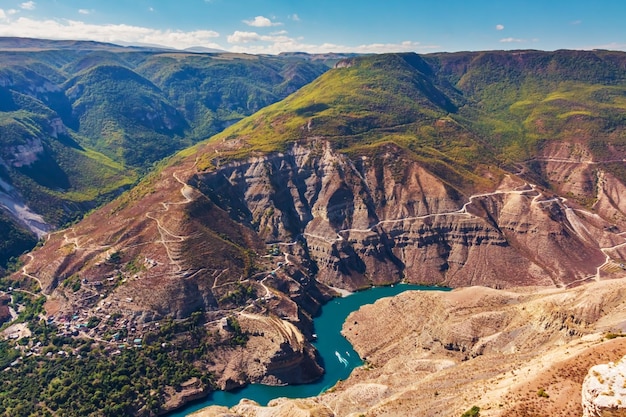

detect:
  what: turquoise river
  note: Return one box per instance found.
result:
[169,284,449,416]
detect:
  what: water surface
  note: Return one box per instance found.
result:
[169,283,448,416]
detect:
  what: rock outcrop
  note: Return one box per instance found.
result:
[196,141,618,291]
[214,314,323,389]
[583,356,626,417]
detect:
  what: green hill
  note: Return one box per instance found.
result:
[0,38,329,269]
[66,64,189,166]
[207,50,626,192]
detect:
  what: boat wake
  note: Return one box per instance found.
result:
[335,351,349,367]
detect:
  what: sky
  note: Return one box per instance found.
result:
[0,0,624,54]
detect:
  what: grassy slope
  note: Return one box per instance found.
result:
[199,53,495,193]
[65,64,189,167]
[428,50,626,162]
[201,51,626,193]
[135,53,329,145]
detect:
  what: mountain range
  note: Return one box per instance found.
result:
[2,42,626,416]
[0,37,331,271]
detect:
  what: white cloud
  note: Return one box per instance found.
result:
[0,14,440,54]
[289,14,300,22]
[20,1,35,11]
[0,8,17,21]
[496,24,504,31]
[0,17,221,49]
[500,37,525,43]
[227,31,261,43]
[78,9,90,15]
[243,16,281,27]
[227,30,437,54]
[571,20,582,25]
[581,42,626,51]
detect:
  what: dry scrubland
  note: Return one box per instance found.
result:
[194,279,626,417]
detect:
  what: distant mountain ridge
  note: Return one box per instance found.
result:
[184,46,227,53]
[0,36,168,52]
[0,37,329,270]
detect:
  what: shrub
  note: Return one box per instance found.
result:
[461,406,480,417]
[537,388,549,398]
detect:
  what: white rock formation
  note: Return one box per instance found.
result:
[582,355,626,417]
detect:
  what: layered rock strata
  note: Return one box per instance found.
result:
[196,141,620,291]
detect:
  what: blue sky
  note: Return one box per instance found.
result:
[0,0,624,54]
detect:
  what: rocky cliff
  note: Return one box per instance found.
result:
[195,140,621,291]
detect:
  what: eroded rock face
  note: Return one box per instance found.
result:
[6,137,44,167]
[196,141,617,291]
[214,314,323,389]
[583,356,626,417]
[0,294,11,326]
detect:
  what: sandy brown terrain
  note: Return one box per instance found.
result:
[192,278,626,417]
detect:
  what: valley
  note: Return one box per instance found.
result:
[2,46,626,416]
[0,37,331,271]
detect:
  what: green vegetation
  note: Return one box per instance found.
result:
[205,50,626,199]
[219,282,257,305]
[537,388,550,398]
[0,46,327,269]
[0,339,208,416]
[461,405,481,417]
[0,280,258,415]
[212,53,459,160]
[0,292,254,416]
[137,54,328,144]
[62,274,81,293]
[226,316,249,346]
[0,212,37,272]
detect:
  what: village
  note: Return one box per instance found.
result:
[0,245,295,372]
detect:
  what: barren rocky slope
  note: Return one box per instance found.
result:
[194,278,626,417]
[23,137,626,320]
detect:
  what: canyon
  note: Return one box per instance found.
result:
[193,278,626,417]
[4,49,626,415]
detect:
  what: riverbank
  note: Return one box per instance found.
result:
[166,284,448,416]
[188,280,626,417]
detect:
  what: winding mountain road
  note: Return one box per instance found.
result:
[144,172,196,274]
[304,184,542,244]
[21,253,49,298]
[301,179,626,287]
